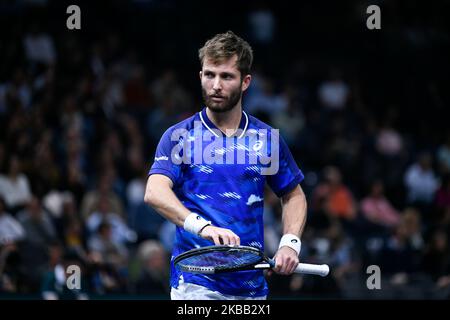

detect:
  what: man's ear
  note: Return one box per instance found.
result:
[241,74,252,92]
[199,71,202,80]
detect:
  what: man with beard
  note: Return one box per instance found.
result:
[144,31,307,300]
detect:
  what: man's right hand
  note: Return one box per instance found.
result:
[199,225,240,246]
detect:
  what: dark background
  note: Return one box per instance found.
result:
[0,0,449,299]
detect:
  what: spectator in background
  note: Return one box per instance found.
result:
[375,120,404,158]
[61,160,86,206]
[322,116,360,177]
[43,190,74,222]
[380,209,423,279]
[246,1,276,66]
[80,172,125,221]
[126,167,146,212]
[99,131,126,174]
[247,1,276,46]
[86,195,136,245]
[360,180,401,231]
[17,196,58,291]
[127,168,166,241]
[421,228,449,283]
[120,115,146,182]
[134,240,169,297]
[325,221,358,290]
[0,155,32,214]
[242,67,263,107]
[146,96,177,144]
[312,166,357,222]
[404,152,439,207]
[318,68,349,111]
[148,69,193,138]
[99,66,125,119]
[402,208,424,249]
[0,196,25,243]
[53,194,90,264]
[88,221,128,268]
[150,69,192,114]
[421,228,450,298]
[40,242,66,300]
[158,220,176,253]
[88,222,128,294]
[60,95,84,134]
[307,195,334,239]
[271,84,305,146]
[122,146,165,240]
[1,68,32,110]
[245,76,288,116]
[0,196,24,293]
[40,241,89,300]
[17,196,57,246]
[0,241,21,293]
[61,112,86,190]
[29,129,61,197]
[372,109,409,202]
[23,24,56,67]
[123,64,151,114]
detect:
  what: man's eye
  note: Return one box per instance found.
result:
[205,73,214,78]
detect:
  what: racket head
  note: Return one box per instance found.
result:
[173,245,266,274]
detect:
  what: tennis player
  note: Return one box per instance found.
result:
[144,31,307,300]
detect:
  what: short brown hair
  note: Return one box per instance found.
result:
[199,31,253,77]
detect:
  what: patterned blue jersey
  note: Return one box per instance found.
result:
[148,107,304,297]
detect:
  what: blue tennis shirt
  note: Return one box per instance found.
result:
[148,107,304,297]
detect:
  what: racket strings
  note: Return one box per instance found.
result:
[178,250,262,270]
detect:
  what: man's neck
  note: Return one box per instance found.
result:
[206,104,242,137]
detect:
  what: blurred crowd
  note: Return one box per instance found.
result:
[0,1,449,299]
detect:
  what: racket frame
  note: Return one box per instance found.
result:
[173,245,270,274]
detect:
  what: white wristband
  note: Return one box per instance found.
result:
[279,234,301,256]
[183,213,212,235]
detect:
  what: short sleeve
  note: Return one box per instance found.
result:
[148,127,183,185]
[266,133,304,197]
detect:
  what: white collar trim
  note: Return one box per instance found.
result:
[238,111,249,139]
[199,110,249,139]
[199,111,220,138]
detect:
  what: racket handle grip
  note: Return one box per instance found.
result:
[295,263,330,277]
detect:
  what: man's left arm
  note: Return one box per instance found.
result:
[272,184,307,275]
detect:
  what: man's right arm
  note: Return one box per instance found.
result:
[144,174,240,246]
[144,174,191,226]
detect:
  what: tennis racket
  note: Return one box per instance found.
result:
[174,245,330,277]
